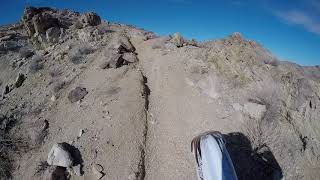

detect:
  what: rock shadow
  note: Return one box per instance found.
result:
[59,142,83,166]
[223,132,283,180]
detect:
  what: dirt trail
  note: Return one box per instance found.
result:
[132,38,240,180]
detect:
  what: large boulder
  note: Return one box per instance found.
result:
[122,52,138,63]
[22,7,59,37]
[32,13,59,35]
[46,27,63,43]
[80,12,101,27]
[47,143,73,168]
[68,87,88,103]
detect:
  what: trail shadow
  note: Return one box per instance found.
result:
[223,132,283,180]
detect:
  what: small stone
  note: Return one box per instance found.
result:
[243,101,266,120]
[15,73,26,88]
[68,87,88,103]
[80,12,101,27]
[109,54,124,68]
[47,143,73,167]
[99,61,110,69]
[78,129,84,138]
[50,95,57,101]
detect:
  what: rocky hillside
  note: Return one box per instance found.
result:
[0,7,319,180]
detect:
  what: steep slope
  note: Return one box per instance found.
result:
[0,7,320,180]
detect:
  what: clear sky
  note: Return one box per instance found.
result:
[0,0,319,66]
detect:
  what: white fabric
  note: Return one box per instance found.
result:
[200,135,223,180]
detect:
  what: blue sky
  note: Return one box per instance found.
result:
[0,0,319,66]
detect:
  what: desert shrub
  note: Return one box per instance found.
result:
[35,161,49,175]
[29,55,44,73]
[0,115,16,179]
[243,89,282,151]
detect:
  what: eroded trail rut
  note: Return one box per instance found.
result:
[133,38,240,180]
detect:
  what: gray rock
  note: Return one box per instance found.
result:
[109,54,124,68]
[32,13,59,35]
[47,143,73,167]
[46,27,62,43]
[15,73,26,88]
[122,52,138,63]
[80,12,101,27]
[243,102,266,120]
[115,36,136,53]
[68,87,88,103]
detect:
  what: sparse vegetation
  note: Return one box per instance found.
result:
[0,115,16,179]
[243,91,281,151]
[35,161,49,175]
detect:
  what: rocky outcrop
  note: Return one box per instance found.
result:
[79,12,101,27]
[21,7,101,46]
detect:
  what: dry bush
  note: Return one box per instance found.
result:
[35,161,49,175]
[242,88,282,151]
[0,115,17,179]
